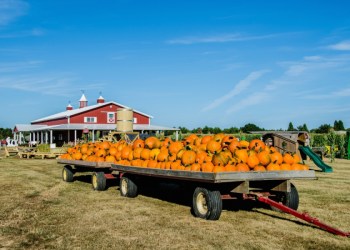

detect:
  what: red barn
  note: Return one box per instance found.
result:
[13,94,178,146]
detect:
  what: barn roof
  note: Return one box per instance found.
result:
[31,101,153,123]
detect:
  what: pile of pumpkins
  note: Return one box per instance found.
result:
[60,133,309,172]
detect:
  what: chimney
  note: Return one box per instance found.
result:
[97,95,105,104]
[79,94,88,108]
[66,103,73,110]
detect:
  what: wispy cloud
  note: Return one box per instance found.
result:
[226,92,268,114]
[0,28,45,38]
[202,70,269,112]
[0,75,105,97]
[167,33,278,45]
[0,0,28,26]
[0,60,43,73]
[280,54,350,77]
[327,40,350,51]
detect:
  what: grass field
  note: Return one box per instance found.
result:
[0,155,349,249]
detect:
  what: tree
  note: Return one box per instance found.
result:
[314,124,332,134]
[334,120,345,131]
[0,128,12,139]
[178,126,189,134]
[287,122,295,131]
[240,123,263,133]
[297,123,309,132]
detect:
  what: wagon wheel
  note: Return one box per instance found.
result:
[269,183,299,212]
[120,175,138,198]
[192,187,222,220]
[62,165,74,182]
[92,172,107,191]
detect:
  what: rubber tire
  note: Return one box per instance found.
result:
[120,176,138,198]
[270,183,299,212]
[92,172,106,191]
[62,165,74,182]
[192,187,222,220]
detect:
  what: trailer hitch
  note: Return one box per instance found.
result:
[254,193,350,237]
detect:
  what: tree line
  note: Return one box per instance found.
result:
[176,120,348,134]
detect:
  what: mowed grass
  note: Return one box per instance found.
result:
[0,156,349,249]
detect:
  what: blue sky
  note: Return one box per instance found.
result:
[1,0,350,130]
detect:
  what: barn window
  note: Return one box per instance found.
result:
[133,117,137,123]
[84,117,97,123]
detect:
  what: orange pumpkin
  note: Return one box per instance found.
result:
[235,149,248,163]
[280,163,292,171]
[267,163,281,171]
[249,139,266,152]
[236,163,250,172]
[157,149,169,162]
[247,154,259,168]
[253,165,266,171]
[190,163,201,172]
[213,165,225,173]
[181,150,196,166]
[169,141,184,156]
[145,136,161,149]
[206,140,222,154]
[201,162,214,172]
[270,151,283,164]
[132,139,145,149]
[283,153,294,165]
[105,155,116,163]
[140,148,151,160]
[212,151,230,166]
[228,140,240,153]
[257,151,271,166]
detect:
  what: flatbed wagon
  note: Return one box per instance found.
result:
[111,164,349,236]
[111,164,316,219]
[57,159,117,191]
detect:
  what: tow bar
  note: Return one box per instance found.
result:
[256,194,350,237]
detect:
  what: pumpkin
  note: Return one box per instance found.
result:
[249,139,266,152]
[253,165,266,171]
[257,151,271,166]
[200,135,213,144]
[169,141,184,156]
[236,163,250,172]
[212,165,226,173]
[121,146,132,160]
[101,141,110,150]
[206,140,222,154]
[247,154,259,168]
[157,149,169,162]
[149,148,160,160]
[140,148,151,160]
[235,149,248,163]
[132,139,145,149]
[270,151,283,164]
[228,140,240,153]
[282,153,294,165]
[280,163,292,171]
[181,150,196,166]
[190,163,201,171]
[212,151,230,166]
[201,162,214,172]
[225,164,237,172]
[145,136,161,149]
[105,155,116,163]
[267,163,281,171]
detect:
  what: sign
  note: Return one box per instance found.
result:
[107,112,115,123]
